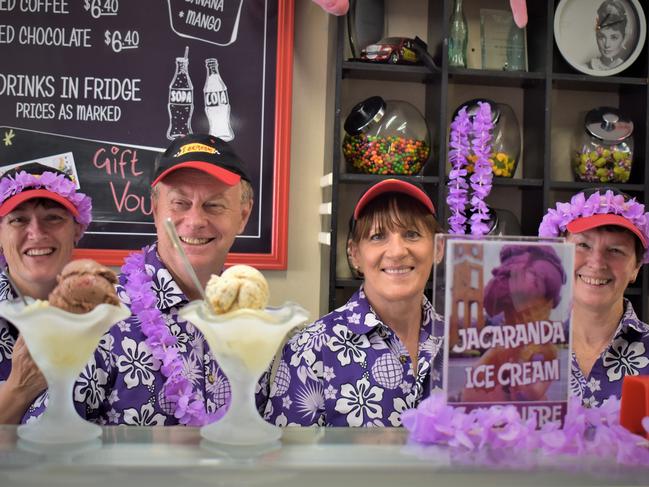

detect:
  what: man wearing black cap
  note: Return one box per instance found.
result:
[150,134,253,299]
[22,134,257,426]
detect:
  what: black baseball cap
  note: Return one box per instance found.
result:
[152,134,251,187]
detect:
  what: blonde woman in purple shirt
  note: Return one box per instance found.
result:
[539,187,649,407]
[0,163,92,424]
[265,179,445,426]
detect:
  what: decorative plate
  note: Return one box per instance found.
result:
[554,0,646,76]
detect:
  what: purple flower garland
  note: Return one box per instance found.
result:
[0,170,92,229]
[539,189,649,263]
[403,393,649,465]
[447,102,494,235]
[122,248,224,426]
[447,107,471,234]
[468,102,494,235]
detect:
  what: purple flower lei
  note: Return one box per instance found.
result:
[447,102,494,235]
[403,393,649,465]
[0,170,92,229]
[447,107,471,234]
[121,247,224,426]
[539,190,649,263]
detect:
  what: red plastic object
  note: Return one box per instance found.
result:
[619,375,649,439]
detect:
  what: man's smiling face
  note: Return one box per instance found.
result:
[153,168,252,289]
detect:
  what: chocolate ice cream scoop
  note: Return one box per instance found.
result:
[48,259,120,314]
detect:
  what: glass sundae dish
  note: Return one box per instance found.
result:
[0,259,129,444]
[180,299,308,446]
[0,300,129,444]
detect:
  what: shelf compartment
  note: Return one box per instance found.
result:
[342,61,438,83]
[552,74,648,93]
[448,68,545,88]
[443,177,543,188]
[339,174,440,184]
[549,181,645,192]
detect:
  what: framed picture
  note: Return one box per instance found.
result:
[480,9,528,72]
[433,235,573,428]
[554,0,647,77]
[0,0,294,269]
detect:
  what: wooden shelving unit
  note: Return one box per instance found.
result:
[328,0,649,318]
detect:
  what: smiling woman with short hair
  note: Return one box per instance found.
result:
[0,163,92,424]
[265,179,445,427]
[539,188,649,407]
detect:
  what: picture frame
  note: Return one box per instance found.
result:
[433,235,573,428]
[554,0,647,77]
[480,9,528,72]
[0,0,294,269]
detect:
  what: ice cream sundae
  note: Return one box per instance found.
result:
[179,265,308,445]
[205,264,269,314]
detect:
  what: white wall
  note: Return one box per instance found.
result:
[262,2,334,321]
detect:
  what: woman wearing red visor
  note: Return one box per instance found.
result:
[539,188,649,407]
[265,179,445,426]
[0,163,92,423]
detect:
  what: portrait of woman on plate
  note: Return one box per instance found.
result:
[589,0,631,71]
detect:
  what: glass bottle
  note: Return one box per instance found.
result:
[204,58,234,141]
[166,52,193,140]
[448,0,468,68]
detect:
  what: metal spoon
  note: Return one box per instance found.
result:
[4,271,28,306]
[163,218,208,302]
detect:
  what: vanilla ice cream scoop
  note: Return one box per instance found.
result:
[205,265,269,314]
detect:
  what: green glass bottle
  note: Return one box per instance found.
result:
[448,0,468,67]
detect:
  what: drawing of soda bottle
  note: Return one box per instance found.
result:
[167,47,193,140]
[204,58,234,141]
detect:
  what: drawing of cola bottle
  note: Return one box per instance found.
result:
[166,48,193,140]
[204,58,234,141]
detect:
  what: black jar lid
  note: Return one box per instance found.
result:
[344,96,387,135]
[453,98,501,124]
[584,107,633,142]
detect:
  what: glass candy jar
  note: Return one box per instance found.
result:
[572,107,633,184]
[466,207,521,235]
[453,99,521,178]
[343,96,430,175]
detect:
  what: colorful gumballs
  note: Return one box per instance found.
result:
[343,134,430,175]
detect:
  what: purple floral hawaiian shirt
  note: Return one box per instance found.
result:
[571,299,649,407]
[17,244,267,425]
[264,288,445,427]
[0,274,18,392]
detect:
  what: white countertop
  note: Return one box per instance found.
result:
[0,426,647,487]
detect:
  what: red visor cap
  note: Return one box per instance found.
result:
[0,189,80,219]
[567,214,648,249]
[353,179,436,220]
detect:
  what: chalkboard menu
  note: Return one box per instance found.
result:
[0,0,294,268]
